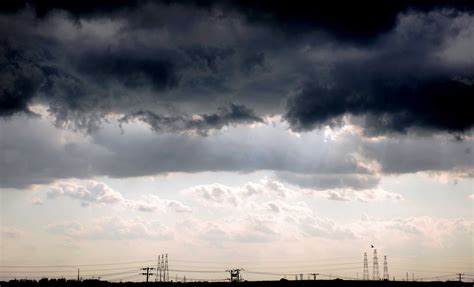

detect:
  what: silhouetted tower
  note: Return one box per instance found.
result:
[383,256,389,280]
[141,267,155,283]
[309,273,319,280]
[363,252,370,280]
[156,255,161,282]
[226,269,243,282]
[159,255,164,281]
[162,254,166,281]
[165,254,169,282]
[372,249,380,280]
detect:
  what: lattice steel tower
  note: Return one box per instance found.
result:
[372,249,380,280]
[363,252,369,280]
[165,253,169,282]
[161,255,165,281]
[156,255,161,282]
[383,255,389,280]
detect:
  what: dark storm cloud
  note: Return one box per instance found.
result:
[0,0,143,17]
[3,1,472,42]
[119,104,264,135]
[0,3,279,132]
[286,75,474,135]
[76,52,178,91]
[0,1,473,135]
[226,1,474,43]
[285,10,474,135]
[0,42,44,116]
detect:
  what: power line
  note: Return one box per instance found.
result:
[2,254,470,268]
[0,259,156,268]
[0,266,142,273]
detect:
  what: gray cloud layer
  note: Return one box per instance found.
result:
[1,115,472,189]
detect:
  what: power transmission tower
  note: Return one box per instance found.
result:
[156,254,166,282]
[372,249,380,280]
[226,269,244,282]
[141,267,155,283]
[363,252,370,280]
[383,255,389,280]
[156,255,161,282]
[309,273,319,280]
[165,254,169,282]
[458,273,464,282]
[161,254,165,281]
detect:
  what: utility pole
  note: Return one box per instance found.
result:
[309,273,319,280]
[458,273,464,282]
[77,268,80,281]
[141,267,155,283]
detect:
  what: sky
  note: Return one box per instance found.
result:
[0,0,473,283]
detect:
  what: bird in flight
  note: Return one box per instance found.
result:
[371,245,375,248]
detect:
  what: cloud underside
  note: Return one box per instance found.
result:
[0,2,473,135]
